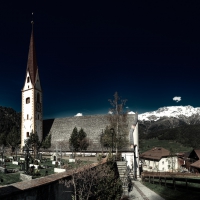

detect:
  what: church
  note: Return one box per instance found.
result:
[21,23,139,161]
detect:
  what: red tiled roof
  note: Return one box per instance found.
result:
[27,28,38,84]
[191,160,200,169]
[140,147,170,161]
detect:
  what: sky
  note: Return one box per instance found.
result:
[1,1,200,119]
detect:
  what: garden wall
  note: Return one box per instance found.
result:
[0,161,106,200]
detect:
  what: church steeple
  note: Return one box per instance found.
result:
[21,19,43,149]
[27,22,38,85]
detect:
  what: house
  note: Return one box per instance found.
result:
[188,149,200,173]
[140,147,179,172]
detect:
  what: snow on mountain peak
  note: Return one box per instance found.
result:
[138,105,200,121]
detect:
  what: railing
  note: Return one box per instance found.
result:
[142,171,200,178]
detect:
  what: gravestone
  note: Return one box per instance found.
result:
[51,153,57,161]
[53,144,62,168]
[69,153,75,162]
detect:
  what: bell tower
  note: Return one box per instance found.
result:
[21,21,43,149]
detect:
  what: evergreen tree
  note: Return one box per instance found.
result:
[0,133,6,146]
[69,127,89,152]
[42,134,51,150]
[101,126,116,151]
[25,131,42,159]
[69,127,79,151]
[78,128,89,152]
[6,127,21,153]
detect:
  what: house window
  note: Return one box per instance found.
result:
[162,167,164,171]
[168,165,170,169]
[26,132,29,137]
[37,93,40,103]
[162,161,164,165]
[27,77,30,83]
[27,114,29,119]
[26,97,30,104]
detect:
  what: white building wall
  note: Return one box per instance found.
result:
[142,156,179,172]
[133,123,139,177]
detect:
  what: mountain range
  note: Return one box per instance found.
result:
[1,105,200,136]
[135,106,200,134]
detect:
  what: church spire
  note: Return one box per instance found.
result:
[27,20,38,84]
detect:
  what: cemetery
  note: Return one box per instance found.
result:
[0,145,94,186]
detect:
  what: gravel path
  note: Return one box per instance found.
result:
[128,180,165,200]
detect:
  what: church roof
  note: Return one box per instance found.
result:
[27,24,38,84]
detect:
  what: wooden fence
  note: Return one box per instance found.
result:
[141,172,200,190]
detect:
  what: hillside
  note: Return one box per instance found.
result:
[0,106,21,136]
[142,123,200,149]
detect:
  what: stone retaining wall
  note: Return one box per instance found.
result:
[0,161,106,200]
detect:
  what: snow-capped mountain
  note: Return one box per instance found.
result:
[132,106,200,134]
[138,106,200,121]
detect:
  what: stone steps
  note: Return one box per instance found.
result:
[116,161,129,195]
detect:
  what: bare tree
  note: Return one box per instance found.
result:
[107,92,129,155]
[60,159,123,200]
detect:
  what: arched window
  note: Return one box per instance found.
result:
[26,97,30,104]
[37,93,40,103]
[27,77,30,83]
[27,114,29,119]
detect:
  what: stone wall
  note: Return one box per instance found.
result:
[0,161,107,200]
[43,114,135,151]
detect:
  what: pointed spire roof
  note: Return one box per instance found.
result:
[27,22,38,84]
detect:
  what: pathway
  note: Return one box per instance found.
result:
[127,180,165,200]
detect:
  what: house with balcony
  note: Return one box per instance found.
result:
[140,147,179,172]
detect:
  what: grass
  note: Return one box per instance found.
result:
[143,180,200,200]
[140,139,192,153]
[0,172,21,185]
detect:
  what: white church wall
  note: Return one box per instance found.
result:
[21,88,34,147]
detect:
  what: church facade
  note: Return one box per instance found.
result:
[21,23,43,149]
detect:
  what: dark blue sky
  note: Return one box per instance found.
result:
[0,1,200,119]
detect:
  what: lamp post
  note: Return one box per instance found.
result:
[110,128,114,157]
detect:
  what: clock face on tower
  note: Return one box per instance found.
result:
[36,103,41,112]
